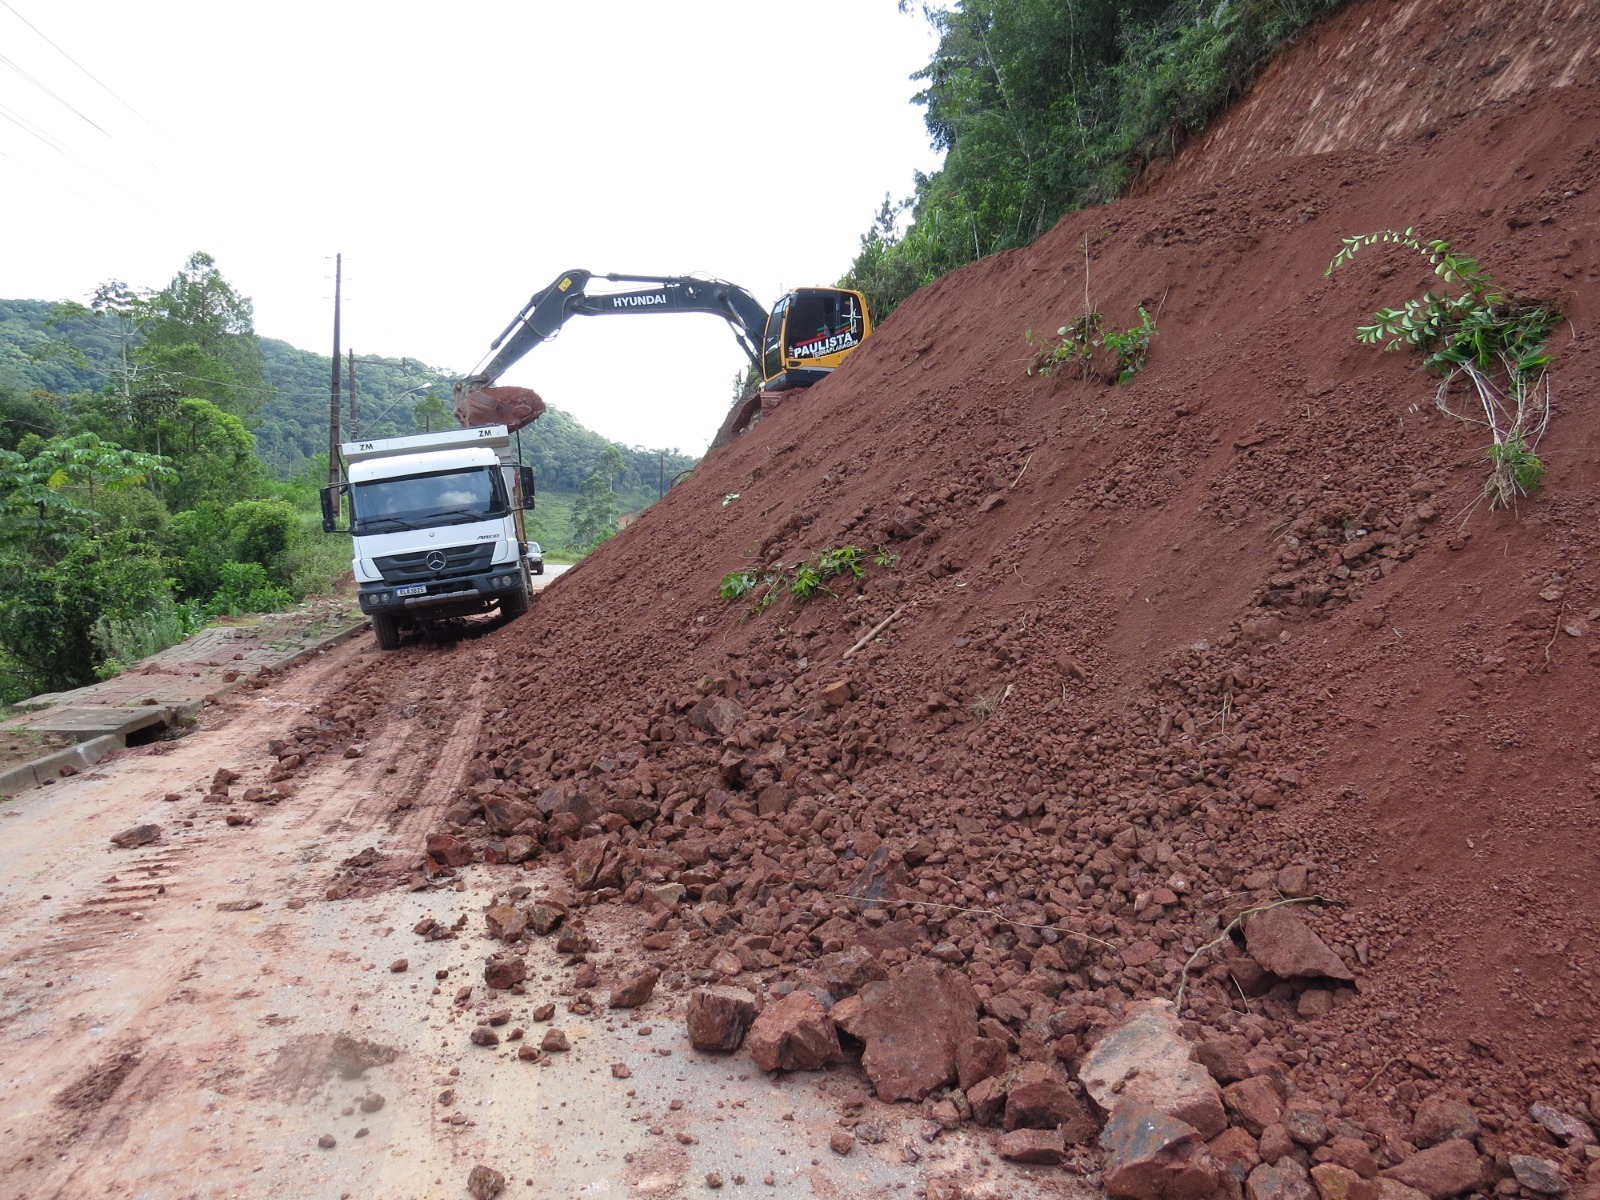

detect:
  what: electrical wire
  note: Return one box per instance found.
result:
[0,139,98,207]
[0,101,156,212]
[0,0,149,125]
[0,51,108,135]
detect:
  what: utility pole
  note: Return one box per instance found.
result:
[328,253,342,488]
[347,349,360,442]
[658,450,665,500]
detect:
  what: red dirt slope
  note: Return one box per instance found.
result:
[435,0,1600,1187]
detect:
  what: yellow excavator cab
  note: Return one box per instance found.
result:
[761,287,872,391]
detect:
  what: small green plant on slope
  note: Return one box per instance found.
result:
[1103,307,1158,383]
[817,544,866,581]
[1326,228,1559,510]
[1026,307,1157,384]
[789,561,829,601]
[719,545,896,614]
[719,570,756,601]
[750,573,784,614]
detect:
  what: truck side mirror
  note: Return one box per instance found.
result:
[320,484,347,533]
[519,465,535,510]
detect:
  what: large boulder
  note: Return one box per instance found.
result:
[1079,999,1228,1139]
[849,961,980,1102]
[686,986,760,1052]
[1101,1101,1241,1200]
[1378,1141,1484,1199]
[1004,1062,1097,1143]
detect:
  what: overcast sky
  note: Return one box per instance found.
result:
[1,1,943,453]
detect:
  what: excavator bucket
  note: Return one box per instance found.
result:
[453,385,547,434]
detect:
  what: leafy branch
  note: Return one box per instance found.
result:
[1326,228,1559,509]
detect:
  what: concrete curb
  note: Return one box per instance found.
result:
[0,617,369,800]
[0,733,121,800]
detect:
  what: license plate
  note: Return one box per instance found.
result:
[395,584,427,597]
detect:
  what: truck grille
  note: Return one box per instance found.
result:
[373,544,494,584]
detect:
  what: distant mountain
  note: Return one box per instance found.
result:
[0,298,697,493]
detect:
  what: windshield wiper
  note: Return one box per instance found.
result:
[429,508,498,522]
[359,515,422,531]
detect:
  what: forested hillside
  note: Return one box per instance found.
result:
[843,0,1349,316]
[0,298,696,491]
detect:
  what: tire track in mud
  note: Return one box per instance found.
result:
[0,636,427,1197]
[387,647,496,842]
[0,631,516,1199]
[271,642,498,901]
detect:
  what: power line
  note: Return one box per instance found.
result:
[0,101,157,212]
[0,0,148,125]
[0,51,109,135]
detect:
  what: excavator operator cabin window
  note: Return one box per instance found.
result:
[763,294,789,379]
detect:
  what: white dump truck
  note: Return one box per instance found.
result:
[320,424,537,650]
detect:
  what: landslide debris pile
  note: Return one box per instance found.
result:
[407,3,1600,1196]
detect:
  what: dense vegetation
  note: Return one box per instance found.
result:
[0,258,696,703]
[842,0,1349,316]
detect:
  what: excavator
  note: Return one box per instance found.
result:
[453,270,872,442]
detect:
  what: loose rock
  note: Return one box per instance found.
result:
[849,961,979,1102]
[1248,1160,1317,1200]
[1242,907,1354,981]
[1510,1155,1568,1195]
[997,1127,1066,1165]
[1100,1101,1236,1200]
[467,1164,506,1199]
[110,825,162,849]
[1379,1140,1483,1199]
[1079,999,1228,1139]
[746,990,841,1073]
[686,986,760,1052]
[608,967,660,1009]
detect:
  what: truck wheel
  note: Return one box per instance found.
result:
[371,611,403,650]
[501,585,530,621]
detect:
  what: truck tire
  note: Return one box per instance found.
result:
[501,584,530,621]
[371,611,403,650]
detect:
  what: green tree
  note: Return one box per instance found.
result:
[597,444,626,487]
[139,253,272,420]
[154,397,265,511]
[0,385,66,451]
[223,498,299,586]
[847,0,1347,317]
[568,470,618,552]
[0,432,174,557]
[0,531,174,693]
[0,434,177,693]
[414,390,454,433]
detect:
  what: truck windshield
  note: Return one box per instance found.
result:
[351,467,507,533]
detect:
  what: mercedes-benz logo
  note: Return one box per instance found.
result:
[425,551,447,572]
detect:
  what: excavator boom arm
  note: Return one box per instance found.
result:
[454,269,870,437]
[460,270,767,422]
